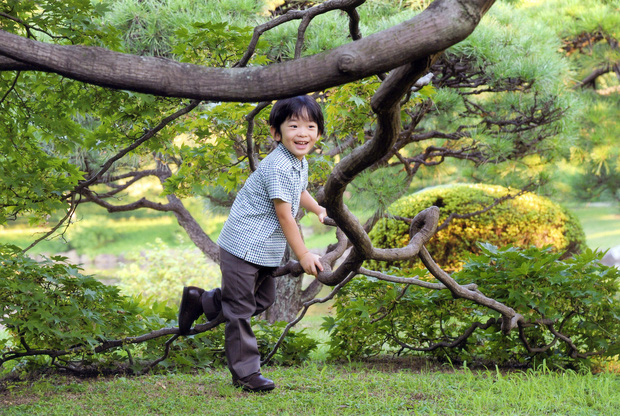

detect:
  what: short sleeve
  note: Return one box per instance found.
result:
[264,167,295,204]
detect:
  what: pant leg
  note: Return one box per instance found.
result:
[253,269,276,316]
[219,248,264,379]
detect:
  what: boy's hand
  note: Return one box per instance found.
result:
[299,252,324,276]
[317,207,328,223]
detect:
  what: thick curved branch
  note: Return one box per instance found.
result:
[344,6,363,41]
[322,57,438,260]
[418,246,523,333]
[0,0,496,101]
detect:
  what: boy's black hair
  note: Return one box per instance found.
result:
[269,95,325,137]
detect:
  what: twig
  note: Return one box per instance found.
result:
[21,194,79,254]
[370,284,410,323]
[436,187,531,232]
[261,271,356,366]
[388,318,499,352]
[0,71,20,105]
[235,0,366,67]
[244,101,270,172]
[74,99,200,192]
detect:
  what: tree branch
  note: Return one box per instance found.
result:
[21,194,79,254]
[389,317,499,352]
[244,101,270,172]
[0,0,496,101]
[236,0,366,67]
[261,272,356,366]
[418,246,523,333]
[0,70,20,105]
[74,100,200,193]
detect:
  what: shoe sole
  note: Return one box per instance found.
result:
[233,380,275,393]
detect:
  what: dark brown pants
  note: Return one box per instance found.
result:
[218,248,276,379]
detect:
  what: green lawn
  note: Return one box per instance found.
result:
[568,203,620,252]
[2,362,618,416]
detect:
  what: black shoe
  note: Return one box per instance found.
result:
[233,373,276,392]
[178,286,205,335]
[201,288,222,321]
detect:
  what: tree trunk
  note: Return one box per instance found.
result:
[264,274,304,323]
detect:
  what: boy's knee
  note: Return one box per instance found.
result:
[255,296,275,315]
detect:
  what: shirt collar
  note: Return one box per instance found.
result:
[277,143,304,171]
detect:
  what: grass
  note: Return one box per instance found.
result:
[2,361,618,415]
[568,203,620,252]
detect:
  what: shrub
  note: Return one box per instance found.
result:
[0,244,316,377]
[0,244,177,375]
[324,244,620,368]
[369,183,586,272]
[255,320,319,366]
[117,238,221,305]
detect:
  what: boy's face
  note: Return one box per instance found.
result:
[271,114,320,160]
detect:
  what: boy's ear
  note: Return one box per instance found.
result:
[270,126,281,142]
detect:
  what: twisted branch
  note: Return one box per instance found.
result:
[235,0,366,67]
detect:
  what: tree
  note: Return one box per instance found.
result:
[1,0,613,371]
[515,0,620,203]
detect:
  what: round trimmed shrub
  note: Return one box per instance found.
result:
[369,183,586,272]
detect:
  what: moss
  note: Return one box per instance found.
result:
[369,183,586,272]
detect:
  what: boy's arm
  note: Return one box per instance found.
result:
[300,190,327,222]
[273,199,323,276]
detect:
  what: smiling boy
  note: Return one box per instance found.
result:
[178,95,327,392]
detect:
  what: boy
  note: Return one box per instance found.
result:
[178,95,327,392]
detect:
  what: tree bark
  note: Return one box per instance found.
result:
[0,0,496,101]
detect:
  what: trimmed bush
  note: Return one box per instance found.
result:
[369,183,586,272]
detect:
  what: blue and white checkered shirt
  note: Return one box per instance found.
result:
[217,143,308,267]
